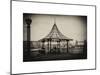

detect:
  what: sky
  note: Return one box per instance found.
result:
[23,14,87,43]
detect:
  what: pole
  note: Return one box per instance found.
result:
[48,39,49,53]
[50,38,51,53]
[66,40,69,53]
[42,40,45,49]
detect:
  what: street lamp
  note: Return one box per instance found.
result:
[25,18,32,57]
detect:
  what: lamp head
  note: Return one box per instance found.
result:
[25,18,32,25]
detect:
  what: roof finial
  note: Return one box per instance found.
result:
[54,16,56,24]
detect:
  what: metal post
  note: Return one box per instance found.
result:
[57,40,60,53]
[66,40,69,53]
[50,38,51,52]
[42,40,45,49]
[58,40,60,53]
[48,39,49,52]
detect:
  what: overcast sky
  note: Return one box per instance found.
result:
[23,14,87,43]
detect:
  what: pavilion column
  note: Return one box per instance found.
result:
[57,40,60,53]
[47,39,49,52]
[49,39,51,52]
[56,41,58,53]
[66,40,69,53]
[42,40,45,49]
[25,18,32,56]
[57,41,59,49]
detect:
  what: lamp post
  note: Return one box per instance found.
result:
[25,18,32,57]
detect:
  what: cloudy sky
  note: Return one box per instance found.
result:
[23,14,87,43]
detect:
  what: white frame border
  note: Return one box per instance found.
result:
[11,0,96,75]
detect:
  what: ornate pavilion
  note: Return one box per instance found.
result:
[38,22,73,54]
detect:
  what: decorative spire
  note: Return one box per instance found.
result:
[38,16,73,41]
[54,16,56,24]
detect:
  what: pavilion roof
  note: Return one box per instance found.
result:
[38,23,73,41]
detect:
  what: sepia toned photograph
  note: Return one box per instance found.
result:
[23,13,87,62]
[12,1,96,74]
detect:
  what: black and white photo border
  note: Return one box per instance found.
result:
[11,0,96,75]
[23,13,87,62]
